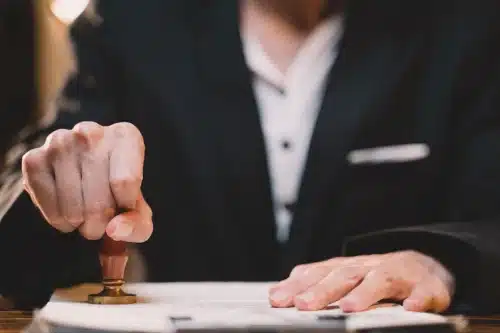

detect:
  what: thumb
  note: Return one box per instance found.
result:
[403,284,434,312]
[106,192,153,243]
[403,278,450,313]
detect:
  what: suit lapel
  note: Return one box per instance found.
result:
[190,1,280,275]
[283,1,427,271]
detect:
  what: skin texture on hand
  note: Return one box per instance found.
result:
[22,121,153,243]
[269,251,455,313]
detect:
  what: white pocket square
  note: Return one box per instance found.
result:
[347,144,430,165]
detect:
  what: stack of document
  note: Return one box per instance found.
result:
[36,283,461,333]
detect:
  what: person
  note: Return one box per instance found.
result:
[2,0,500,314]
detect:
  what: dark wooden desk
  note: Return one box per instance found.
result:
[467,317,500,333]
[0,311,32,333]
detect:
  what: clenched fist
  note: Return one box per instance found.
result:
[270,251,455,313]
[22,121,153,242]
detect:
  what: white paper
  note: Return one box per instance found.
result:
[38,282,448,332]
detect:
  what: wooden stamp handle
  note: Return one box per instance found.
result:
[99,234,129,281]
[88,210,137,305]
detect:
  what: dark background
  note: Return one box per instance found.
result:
[0,0,36,160]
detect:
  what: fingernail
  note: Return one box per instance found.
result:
[270,290,290,303]
[109,222,132,240]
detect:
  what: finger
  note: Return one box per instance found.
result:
[22,147,73,233]
[73,121,115,240]
[269,264,332,308]
[105,192,153,243]
[403,277,451,313]
[294,265,368,311]
[269,259,342,299]
[339,268,411,312]
[402,284,434,313]
[268,264,312,300]
[108,122,145,210]
[47,129,84,227]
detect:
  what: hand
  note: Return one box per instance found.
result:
[22,121,153,242]
[269,251,454,313]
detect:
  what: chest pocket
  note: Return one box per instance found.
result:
[339,152,432,236]
[346,143,429,180]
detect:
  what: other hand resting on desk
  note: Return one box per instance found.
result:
[270,250,454,313]
[21,121,153,243]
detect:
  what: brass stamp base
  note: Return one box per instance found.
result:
[87,279,137,305]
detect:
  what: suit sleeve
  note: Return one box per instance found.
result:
[342,11,500,315]
[0,14,120,309]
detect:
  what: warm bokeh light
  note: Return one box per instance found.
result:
[50,0,90,24]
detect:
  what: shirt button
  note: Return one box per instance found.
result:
[284,202,296,213]
[281,140,292,150]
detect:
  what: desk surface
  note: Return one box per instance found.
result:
[0,311,32,333]
[469,317,500,333]
[2,311,500,333]
[0,311,499,333]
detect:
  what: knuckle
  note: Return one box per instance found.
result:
[304,264,331,278]
[109,122,145,148]
[370,267,409,297]
[380,270,394,283]
[399,250,422,260]
[73,121,104,147]
[22,148,45,172]
[73,121,102,133]
[109,122,140,138]
[45,129,75,157]
[339,265,365,282]
[46,129,73,144]
[46,129,73,147]
[369,268,395,284]
[290,264,309,277]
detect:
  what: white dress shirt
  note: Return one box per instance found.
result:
[242,15,344,242]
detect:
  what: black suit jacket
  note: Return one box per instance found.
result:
[1,0,500,313]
